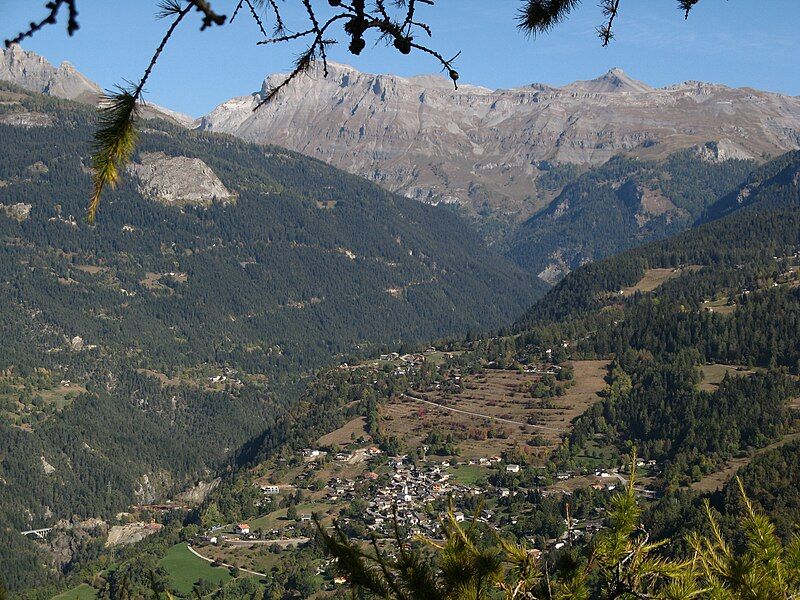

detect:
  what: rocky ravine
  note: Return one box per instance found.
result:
[198,62,800,225]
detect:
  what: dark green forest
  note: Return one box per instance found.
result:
[508,150,755,277]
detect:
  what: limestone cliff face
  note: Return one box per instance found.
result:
[127,152,237,207]
[0,44,101,103]
[198,62,800,223]
[0,45,194,126]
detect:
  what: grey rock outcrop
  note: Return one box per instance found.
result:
[0,202,32,222]
[106,522,162,547]
[0,44,101,103]
[127,152,237,207]
[47,518,109,570]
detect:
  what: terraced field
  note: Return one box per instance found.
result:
[382,360,608,463]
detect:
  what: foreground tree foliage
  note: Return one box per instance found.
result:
[319,460,800,599]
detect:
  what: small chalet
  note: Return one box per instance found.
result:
[235,523,250,535]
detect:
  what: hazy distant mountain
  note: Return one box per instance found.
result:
[197,62,800,226]
[0,45,194,126]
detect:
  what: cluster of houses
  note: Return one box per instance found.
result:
[208,366,242,385]
[339,456,486,538]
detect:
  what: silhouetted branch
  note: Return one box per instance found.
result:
[255,0,458,107]
[186,0,226,30]
[4,0,79,47]
[598,0,621,46]
[518,0,702,41]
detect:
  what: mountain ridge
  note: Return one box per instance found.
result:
[0,45,194,126]
[197,60,800,227]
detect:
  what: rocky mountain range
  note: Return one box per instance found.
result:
[0,45,193,126]
[3,47,800,283]
[0,43,101,103]
[198,62,800,227]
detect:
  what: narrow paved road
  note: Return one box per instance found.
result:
[186,544,268,578]
[224,537,309,547]
[401,392,560,432]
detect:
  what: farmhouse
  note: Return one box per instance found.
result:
[235,523,250,535]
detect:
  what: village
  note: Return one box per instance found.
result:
[181,347,665,581]
[197,436,661,560]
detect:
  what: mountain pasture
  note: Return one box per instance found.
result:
[382,360,608,462]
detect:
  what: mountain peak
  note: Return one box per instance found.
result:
[563,68,653,93]
[0,46,195,125]
[0,44,101,103]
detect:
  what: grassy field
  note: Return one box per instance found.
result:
[619,266,702,297]
[698,364,757,392]
[317,416,370,447]
[449,464,490,485]
[199,544,287,576]
[248,501,336,530]
[160,543,231,595]
[52,583,98,600]
[702,296,737,315]
[382,360,608,463]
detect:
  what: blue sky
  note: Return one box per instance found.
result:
[3,1,799,116]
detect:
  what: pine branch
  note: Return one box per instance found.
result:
[231,0,269,38]
[678,0,701,19]
[5,0,79,48]
[254,0,459,108]
[517,0,582,37]
[186,0,226,30]
[597,0,621,46]
[88,90,137,224]
[87,2,191,222]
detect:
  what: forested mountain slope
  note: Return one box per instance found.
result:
[0,81,541,577]
[505,150,800,487]
[517,150,800,327]
[506,150,754,281]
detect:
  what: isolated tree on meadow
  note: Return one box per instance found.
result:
[4,1,717,222]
